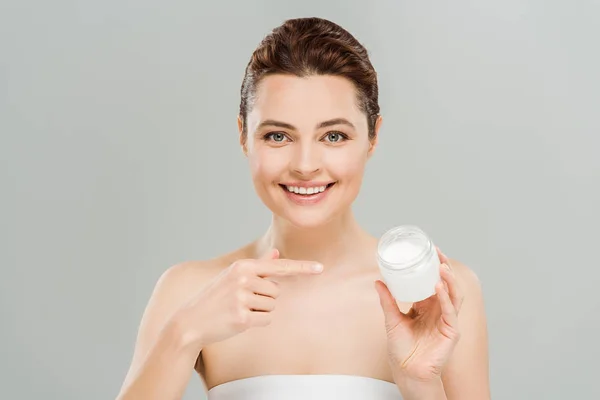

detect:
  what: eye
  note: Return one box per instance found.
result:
[323,131,348,143]
[264,132,289,143]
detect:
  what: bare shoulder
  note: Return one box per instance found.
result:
[153,246,253,307]
[447,257,484,298]
[444,256,486,321]
[155,258,224,298]
[442,257,490,399]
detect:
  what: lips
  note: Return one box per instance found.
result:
[278,182,336,205]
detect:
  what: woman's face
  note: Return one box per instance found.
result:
[240,74,381,228]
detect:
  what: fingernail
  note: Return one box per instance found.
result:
[312,263,323,272]
[443,263,451,271]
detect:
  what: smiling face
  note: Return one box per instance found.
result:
[239,74,382,228]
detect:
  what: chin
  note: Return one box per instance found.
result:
[278,209,338,229]
[256,185,339,227]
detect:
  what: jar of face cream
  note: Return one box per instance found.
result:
[377,225,441,303]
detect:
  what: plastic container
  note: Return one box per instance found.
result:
[377,225,441,303]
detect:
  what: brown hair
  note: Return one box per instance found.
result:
[239,17,380,141]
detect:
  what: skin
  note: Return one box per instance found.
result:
[115,74,490,400]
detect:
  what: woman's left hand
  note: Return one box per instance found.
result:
[374,248,464,385]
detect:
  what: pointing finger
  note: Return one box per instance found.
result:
[260,248,280,260]
[255,258,323,277]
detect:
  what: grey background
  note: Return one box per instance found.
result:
[2,0,598,399]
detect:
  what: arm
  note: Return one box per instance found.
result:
[115,319,200,400]
[115,262,210,400]
[441,259,491,400]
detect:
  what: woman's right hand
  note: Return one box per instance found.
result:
[172,249,323,350]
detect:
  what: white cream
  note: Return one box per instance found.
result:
[377,225,441,303]
[380,240,424,264]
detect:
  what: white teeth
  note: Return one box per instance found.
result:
[285,185,329,194]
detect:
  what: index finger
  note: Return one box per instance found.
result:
[436,246,450,267]
[254,259,323,277]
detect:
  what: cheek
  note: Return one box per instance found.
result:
[249,148,288,181]
[327,147,368,179]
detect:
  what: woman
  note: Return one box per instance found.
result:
[116,17,490,400]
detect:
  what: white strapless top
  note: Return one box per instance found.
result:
[206,374,403,400]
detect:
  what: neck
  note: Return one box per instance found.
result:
[257,209,370,267]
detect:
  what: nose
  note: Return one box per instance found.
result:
[290,142,321,176]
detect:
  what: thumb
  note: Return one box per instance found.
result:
[374,280,408,332]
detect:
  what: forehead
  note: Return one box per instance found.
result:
[248,74,366,130]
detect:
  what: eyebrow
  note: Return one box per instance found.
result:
[257,118,355,131]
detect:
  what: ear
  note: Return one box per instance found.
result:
[238,115,248,156]
[367,114,382,158]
